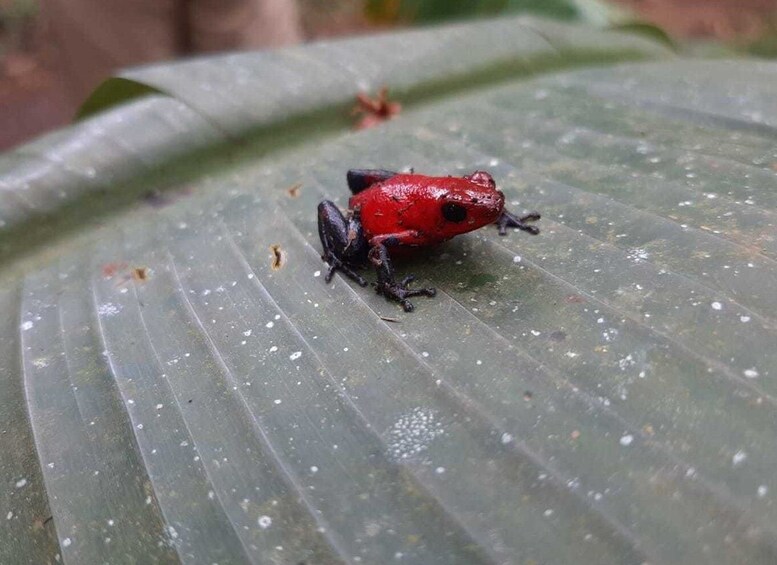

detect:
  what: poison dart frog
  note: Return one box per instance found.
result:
[317,169,540,312]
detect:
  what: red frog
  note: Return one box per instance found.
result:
[317,169,540,311]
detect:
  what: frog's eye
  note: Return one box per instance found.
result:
[442,202,468,223]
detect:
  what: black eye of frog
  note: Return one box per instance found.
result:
[442,202,467,223]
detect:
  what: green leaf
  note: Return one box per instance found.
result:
[77,77,167,119]
[3,15,776,564]
[366,0,580,24]
[610,22,677,51]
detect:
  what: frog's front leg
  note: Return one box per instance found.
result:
[496,209,541,236]
[368,233,436,312]
[317,200,369,286]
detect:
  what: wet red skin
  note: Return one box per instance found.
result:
[348,172,506,250]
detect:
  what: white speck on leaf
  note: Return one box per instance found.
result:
[602,328,618,342]
[619,434,634,447]
[98,303,121,317]
[15,478,27,488]
[711,301,722,311]
[289,351,302,361]
[258,515,272,529]
[732,451,747,466]
[20,321,34,331]
[618,354,635,371]
[744,368,759,379]
[386,407,444,461]
[627,248,649,263]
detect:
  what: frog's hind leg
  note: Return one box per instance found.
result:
[346,169,398,194]
[317,200,368,286]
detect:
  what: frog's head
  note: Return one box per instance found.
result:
[434,171,505,237]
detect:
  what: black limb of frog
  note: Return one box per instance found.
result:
[369,243,436,312]
[496,210,541,236]
[346,169,398,194]
[318,199,435,311]
[317,200,369,287]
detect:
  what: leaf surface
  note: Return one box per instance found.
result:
[2,16,776,565]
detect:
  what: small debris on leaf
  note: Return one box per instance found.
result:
[102,262,128,279]
[270,244,285,271]
[102,263,151,285]
[132,267,150,282]
[352,86,401,130]
[286,183,302,198]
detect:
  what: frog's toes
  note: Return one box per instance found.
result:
[497,210,541,236]
[323,255,368,286]
[375,275,436,311]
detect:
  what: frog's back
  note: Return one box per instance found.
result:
[349,174,504,244]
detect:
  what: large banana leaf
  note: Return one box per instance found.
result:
[2,15,776,564]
